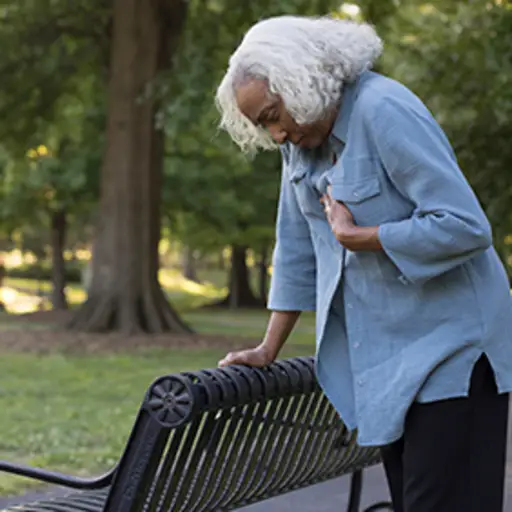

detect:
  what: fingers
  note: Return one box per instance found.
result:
[321,194,331,207]
[322,193,332,206]
[321,194,333,219]
[218,351,247,368]
[218,352,234,367]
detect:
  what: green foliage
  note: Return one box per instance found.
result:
[163,150,281,251]
[0,0,110,153]
[1,123,102,258]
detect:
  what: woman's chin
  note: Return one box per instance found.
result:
[298,136,323,149]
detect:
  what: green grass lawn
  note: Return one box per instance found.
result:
[0,275,316,496]
[0,347,314,496]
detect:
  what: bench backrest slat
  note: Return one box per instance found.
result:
[103,357,380,512]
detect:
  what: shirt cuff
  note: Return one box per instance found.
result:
[267,286,316,311]
[378,223,415,285]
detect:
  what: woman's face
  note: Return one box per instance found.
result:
[235,79,335,149]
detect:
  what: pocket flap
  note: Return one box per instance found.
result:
[330,176,381,204]
[288,164,309,183]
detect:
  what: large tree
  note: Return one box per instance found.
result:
[69,0,190,333]
[0,0,190,330]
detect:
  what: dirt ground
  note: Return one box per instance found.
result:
[0,310,258,355]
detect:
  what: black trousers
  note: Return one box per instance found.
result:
[381,356,509,512]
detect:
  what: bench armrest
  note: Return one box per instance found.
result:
[0,460,116,490]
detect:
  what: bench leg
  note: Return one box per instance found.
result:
[347,470,363,512]
[346,470,394,511]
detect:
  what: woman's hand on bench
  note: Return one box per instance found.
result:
[219,311,300,368]
[218,345,275,368]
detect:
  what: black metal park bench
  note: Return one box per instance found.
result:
[0,356,392,511]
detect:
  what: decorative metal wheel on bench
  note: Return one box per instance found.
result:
[0,357,393,511]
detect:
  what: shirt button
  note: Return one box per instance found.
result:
[357,379,364,386]
[353,192,359,198]
[354,342,360,349]
[347,303,353,309]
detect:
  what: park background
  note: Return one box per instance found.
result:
[0,0,511,501]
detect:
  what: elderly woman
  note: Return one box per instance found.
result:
[215,15,512,512]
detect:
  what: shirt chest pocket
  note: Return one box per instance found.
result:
[329,161,385,227]
[291,178,325,220]
[288,157,327,219]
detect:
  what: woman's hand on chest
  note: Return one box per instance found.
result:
[321,186,382,252]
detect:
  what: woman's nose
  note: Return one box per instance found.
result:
[267,124,288,144]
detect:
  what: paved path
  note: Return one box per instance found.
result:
[2,405,512,511]
[0,466,390,511]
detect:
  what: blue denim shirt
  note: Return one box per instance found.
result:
[268,71,512,446]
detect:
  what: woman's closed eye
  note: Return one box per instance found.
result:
[258,108,279,126]
[266,110,280,123]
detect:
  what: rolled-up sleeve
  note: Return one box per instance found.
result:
[371,98,492,285]
[268,146,317,311]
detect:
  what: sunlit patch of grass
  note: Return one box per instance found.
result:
[4,278,52,293]
[2,280,86,314]
[159,269,225,310]
[3,269,227,315]
[159,268,225,298]
[1,287,42,314]
[66,287,86,304]
[4,278,84,297]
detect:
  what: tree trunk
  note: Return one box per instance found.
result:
[69,0,191,334]
[50,210,68,310]
[182,246,200,283]
[213,245,263,309]
[257,244,269,303]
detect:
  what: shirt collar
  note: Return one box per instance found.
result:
[330,71,373,144]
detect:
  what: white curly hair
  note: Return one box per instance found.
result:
[215,15,383,153]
